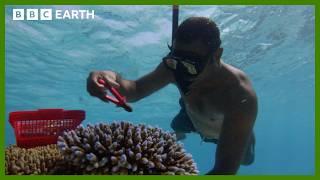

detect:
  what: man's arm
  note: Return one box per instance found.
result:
[118,62,175,102]
[208,87,258,175]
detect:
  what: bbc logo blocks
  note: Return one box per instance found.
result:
[13,9,52,20]
[12,9,94,20]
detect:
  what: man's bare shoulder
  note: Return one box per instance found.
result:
[223,63,257,105]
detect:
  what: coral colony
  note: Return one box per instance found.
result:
[6,122,199,175]
[5,144,64,175]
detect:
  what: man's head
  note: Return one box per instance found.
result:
[170,17,223,72]
[166,17,223,73]
[163,17,223,95]
[174,17,222,58]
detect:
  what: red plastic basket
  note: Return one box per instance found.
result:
[9,109,85,148]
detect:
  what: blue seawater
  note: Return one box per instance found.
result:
[5,5,315,175]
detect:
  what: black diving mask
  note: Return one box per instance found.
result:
[163,49,211,95]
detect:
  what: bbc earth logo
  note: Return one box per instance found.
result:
[12,9,95,20]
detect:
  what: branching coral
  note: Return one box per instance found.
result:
[5,122,199,175]
[5,144,65,175]
[57,122,199,175]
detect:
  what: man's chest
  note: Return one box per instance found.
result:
[184,87,228,114]
[183,97,225,139]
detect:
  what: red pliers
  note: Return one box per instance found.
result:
[98,79,133,112]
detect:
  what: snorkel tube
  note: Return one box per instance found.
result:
[172,5,179,45]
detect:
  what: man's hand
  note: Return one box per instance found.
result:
[86,70,121,102]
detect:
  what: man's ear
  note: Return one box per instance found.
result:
[214,47,223,59]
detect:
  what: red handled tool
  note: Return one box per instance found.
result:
[98,79,133,112]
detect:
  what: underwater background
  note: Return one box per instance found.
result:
[5,5,315,175]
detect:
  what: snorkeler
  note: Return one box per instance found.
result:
[87,17,258,175]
